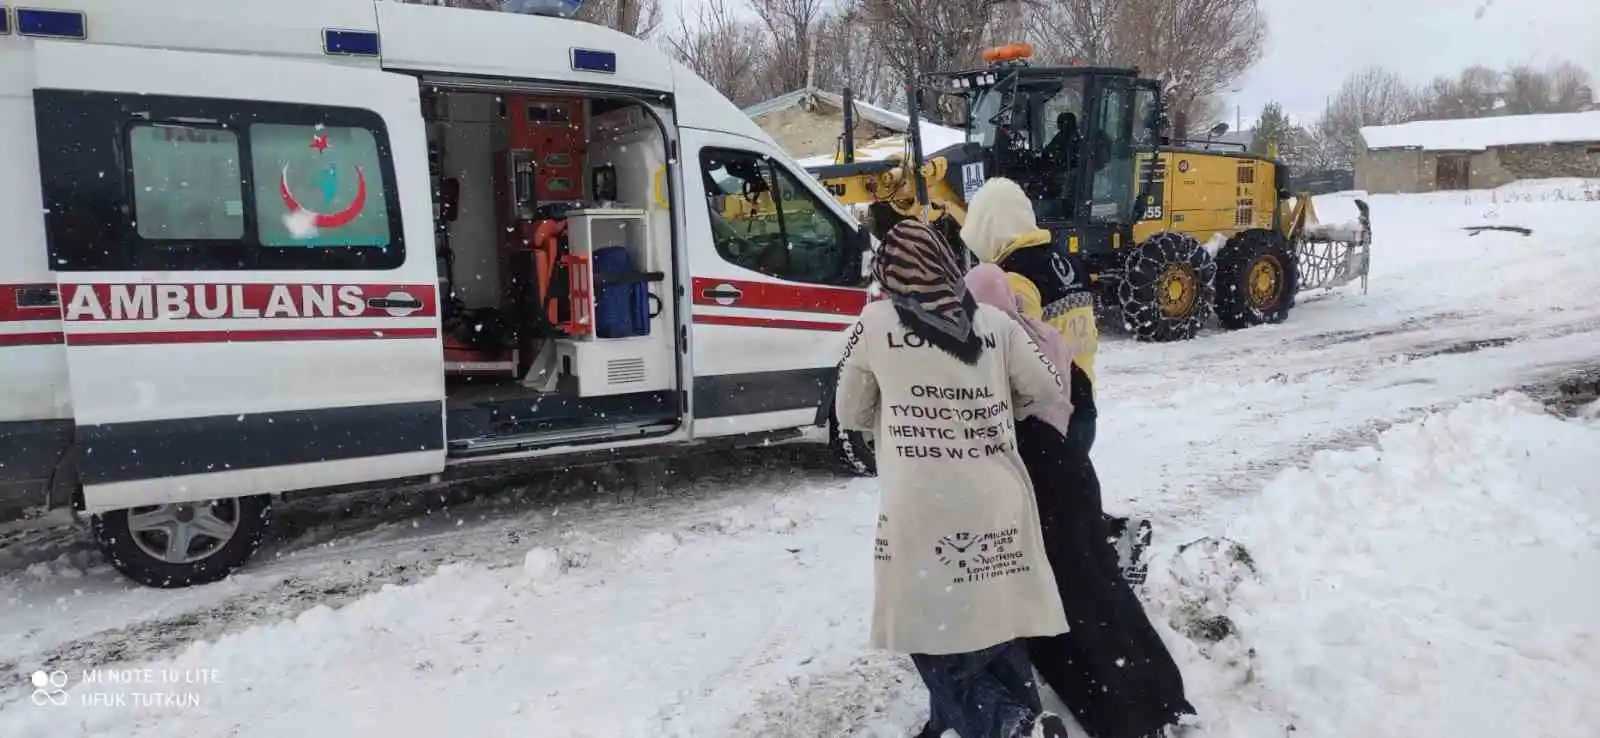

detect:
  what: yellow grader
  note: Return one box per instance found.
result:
[806,43,1372,342]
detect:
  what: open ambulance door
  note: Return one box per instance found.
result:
[30,41,447,528]
[678,128,873,440]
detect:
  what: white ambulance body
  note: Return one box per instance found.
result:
[0,0,877,587]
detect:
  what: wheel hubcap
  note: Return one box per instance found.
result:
[1158,265,1198,318]
[127,500,241,564]
[1247,256,1283,308]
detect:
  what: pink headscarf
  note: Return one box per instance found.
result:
[965,263,1074,431]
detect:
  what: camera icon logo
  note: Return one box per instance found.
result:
[30,670,70,706]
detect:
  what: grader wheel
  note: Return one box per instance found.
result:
[1215,229,1297,329]
[1116,232,1217,342]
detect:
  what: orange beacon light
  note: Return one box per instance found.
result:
[981,43,1034,64]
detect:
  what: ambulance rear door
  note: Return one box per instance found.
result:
[29,40,447,513]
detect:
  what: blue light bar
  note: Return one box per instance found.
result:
[570,48,616,75]
[323,29,380,57]
[1,7,10,36]
[17,8,86,39]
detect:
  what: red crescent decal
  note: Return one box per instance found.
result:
[278,166,368,230]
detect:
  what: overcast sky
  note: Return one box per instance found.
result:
[1228,0,1600,125]
[661,0,1600,127]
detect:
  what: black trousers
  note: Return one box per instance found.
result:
[1016,417,1195,738]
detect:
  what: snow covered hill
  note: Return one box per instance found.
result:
[2,180,1598,738]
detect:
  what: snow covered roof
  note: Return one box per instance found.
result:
[791,124,970,170]
[743,87,965,164]
[1360,111,1600,152]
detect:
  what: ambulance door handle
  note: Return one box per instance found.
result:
[700,286,743,302]
[16,286,59,308]
[366,296,424,310]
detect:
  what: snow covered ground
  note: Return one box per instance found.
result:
[3,180,1599,737]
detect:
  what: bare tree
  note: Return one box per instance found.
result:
[574,0,664,37]
[1113,0,1266,129]
[1018,0,1264,133]
[809,8,898,105]
[748,0,829,96]
[850,0,1015,121]
[662,0,772,107]
[1502,65,1553,115]
[1023,0,1125,66]
[1186,94,1224,130]
[1409,59,1595,120]
[1311,66,1420,169]
[1548,60,1595,112]
[1415,65,1503,120]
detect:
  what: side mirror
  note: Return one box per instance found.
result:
[1208,122,1230,138]
[438,177,460,223]
[848,226,875,283]
[853,226,874,256]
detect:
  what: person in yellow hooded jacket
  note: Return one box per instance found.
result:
[954,178,1191,738]
[959,177,1099,453]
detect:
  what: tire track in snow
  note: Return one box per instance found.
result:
[0,446,846,705]
[1108,323,1600,526]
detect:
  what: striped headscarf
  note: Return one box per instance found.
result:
[873,220,984,365]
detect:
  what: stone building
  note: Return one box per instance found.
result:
[743,88,963,164]
[1355,111,1600,193]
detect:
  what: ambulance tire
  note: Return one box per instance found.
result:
[92,495,272,589]
[828,414,877,477]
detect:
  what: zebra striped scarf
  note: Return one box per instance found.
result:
[873,220,984,365]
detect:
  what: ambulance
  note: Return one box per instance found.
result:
[0,0,879,588]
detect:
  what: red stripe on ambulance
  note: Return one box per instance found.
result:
[68,327,439,346]
[690,277,867,316]
[0,332,64,348]
[694,314,852,332]
[1,283,63,323]
[60,283,438,322]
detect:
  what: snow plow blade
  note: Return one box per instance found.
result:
[1290,197,1373,294]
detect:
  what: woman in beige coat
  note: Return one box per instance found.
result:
[835,220,1072,738]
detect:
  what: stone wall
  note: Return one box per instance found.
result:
[1494,142,1600,179]
[1355,148,1426,193]
[1357,142,1600,193]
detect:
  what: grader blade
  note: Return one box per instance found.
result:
[1294,198,1373,294]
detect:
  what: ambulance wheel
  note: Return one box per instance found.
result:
[828,414,877,477]
[1214,228,1296,329]
[91,495,272,588]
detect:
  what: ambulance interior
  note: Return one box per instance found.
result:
[424,89,679,457]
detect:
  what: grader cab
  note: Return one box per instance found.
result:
[806,43,1372,342]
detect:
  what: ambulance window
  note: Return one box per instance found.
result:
[128,124,245,240]
[32,89,405,272]
[700,148,851,286]
[249,124,393,249]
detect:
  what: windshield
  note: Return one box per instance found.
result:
[1038,82,1086,147]
[1132,85,1160,147]
[1089,81,1137,223]
[968,88,1003,147]
[967,76,1088,152]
